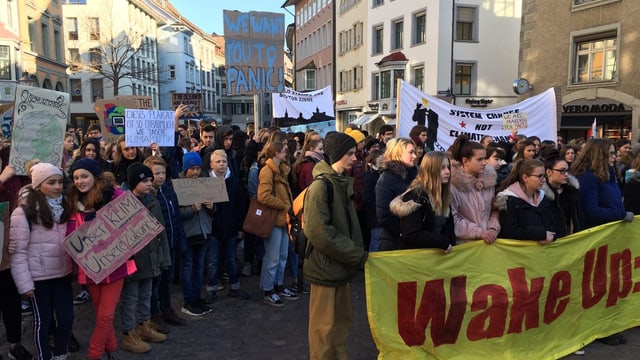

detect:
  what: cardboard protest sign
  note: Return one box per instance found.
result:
[223,10,285,95]
[502,112,528,130]
[172,177,229,205]
[10,86,69,175]
[171,93,203,119]
[64,191,164,284]
[124,109,174,147]
[94,96,152,142]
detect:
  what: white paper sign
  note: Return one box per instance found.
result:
[124,109,174,147]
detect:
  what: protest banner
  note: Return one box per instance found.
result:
[366,219,640,359]
[9,85,69,175]
[171,93,203,119]
[94,96,153,142]
[172,177,229,205]
[124,109,175,147]
[0,104,13,139]
[396,81,557,152]
[280,120,336,138]
[64,191,164,284]
[223,10,285,95]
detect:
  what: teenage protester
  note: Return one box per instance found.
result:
[143,156,187,328]
[390,151,455,251]
[449,135,500,244]
[363,149,384,252]
[178,153,214,317]
[10,163,73,360]
[376,125,395,151]
[293,138,324,192]
[257,141,298,307]
[375,138,418,251]
[494,159,556,243]
[572,138,634,346]
[543,156,584,237]
[118,163,170,353]
[303,132,368,360]
[67,158,137,360]
[110,135,145,186]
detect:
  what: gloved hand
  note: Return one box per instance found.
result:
[624,211,635,222]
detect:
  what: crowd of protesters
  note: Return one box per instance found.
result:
[1,103,639,359]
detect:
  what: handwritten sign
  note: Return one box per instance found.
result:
[223,10,285,95]
[124,109,174,147]
[63,191,164,284]
[10,85,69,175]
[502,112,528,130]
[172,177,229,205]
[94,96,152,142]
[171,93,203,119]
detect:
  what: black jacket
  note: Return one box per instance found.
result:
[542,175,584,237]
[494,186,556,241]
[375,161,417,248]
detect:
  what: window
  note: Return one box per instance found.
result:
[0,46,10,80]
[89,48,101,69]
[454,63,474,95]
[70,78,82,102]
[455,6,476,41]
[372,73,380,100]
[412,65,424,91]
[54,29,62,61]
[392,19,403,50]
[573,31,617,83]
[413,11,426,45]
[373,0,383,6]
[88,17,99,40]
[393,69,404,97]
[302,69,316,90]
[28,18,37,52]
[68,48,80,70]
[41,23,50,57]
[373,25,383,54]
[380,70,390,98]
[91,79,103,100]
[67,17,78,40]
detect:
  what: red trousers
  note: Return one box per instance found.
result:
[86,279,124,359]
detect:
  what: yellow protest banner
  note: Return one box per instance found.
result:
[365,219,640,359]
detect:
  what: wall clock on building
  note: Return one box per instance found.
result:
[512,78,532,95]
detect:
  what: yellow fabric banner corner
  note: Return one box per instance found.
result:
[365,220,640,359]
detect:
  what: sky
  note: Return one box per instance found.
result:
[170,0,295,35]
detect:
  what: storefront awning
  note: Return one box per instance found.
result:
[351,114,376,126]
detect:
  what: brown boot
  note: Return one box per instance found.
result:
[136,320,167,343]
[121,329,151,353]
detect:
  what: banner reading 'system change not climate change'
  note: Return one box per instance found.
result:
[366,219,640,360]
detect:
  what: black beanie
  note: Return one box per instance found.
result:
[71,158,102,177]
[127,162,153,190]
[324,132,356,164]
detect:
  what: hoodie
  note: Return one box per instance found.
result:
[214,125,239,178]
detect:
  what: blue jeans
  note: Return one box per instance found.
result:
[205,235,220,291]
[369,227,382,252]
[180,243,206,304]
[32,276,73,359]
[120,277,153,332]
[260,226,289,291]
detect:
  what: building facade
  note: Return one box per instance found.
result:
[520,0,639,143]
[0,0,22,103]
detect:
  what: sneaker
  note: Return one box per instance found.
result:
[291,282,310,295]
[136,320,167,343]
[8,343,33,360]
[20,300,32,316]
[241,263,252,277]
[199,299,214,314]
[68,332,80,352]
[204,291,217,305]
[263,291,284,308]
[228,289,252,300]
[574,347,585,355]
[73,290,90,305]
[216,283,225,291]
[276,286,299,301]
[161,307,187,326]
[150,313,171,334]
[121,330,151,353]
[181,302,206,317]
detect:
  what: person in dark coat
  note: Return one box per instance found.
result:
[542,156,585,237]
[363,149,384,251]
[390,151,455,250]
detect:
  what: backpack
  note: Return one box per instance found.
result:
[289,176,333,259]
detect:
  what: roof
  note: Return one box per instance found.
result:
[375,51,408,66]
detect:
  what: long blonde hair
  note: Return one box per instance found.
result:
[409,151,451,216]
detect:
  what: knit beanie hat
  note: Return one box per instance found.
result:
[324,132,356,164]
[345,128,366,144]
[182,152,202,173]
[71,158,102,177]
[127,162,153,190]
[30,163,63,189]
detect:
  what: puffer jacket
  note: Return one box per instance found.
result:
[577,169,626,228]
[542,175,584,237]
[257,158,292,228]
[375,161,417,248]
[494,183,555,241]
[390,187,456,250]
[303,161,367,286]
[450,160,500,242]
[10,206,72,295]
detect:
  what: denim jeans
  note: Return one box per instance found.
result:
[369,227,383,252]
[260,226,289,291]
[180,243,206,304]
[120,277,153,332]
[208,236,241,291]
[205,235,220,291]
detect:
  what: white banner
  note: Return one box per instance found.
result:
[397,81,557,151]
[272,86,334,120]
[280,120,336,138]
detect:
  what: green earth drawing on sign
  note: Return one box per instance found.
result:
[10,111,63,173]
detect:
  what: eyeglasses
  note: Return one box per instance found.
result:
[551,168,569,175]
[529,173,546,179]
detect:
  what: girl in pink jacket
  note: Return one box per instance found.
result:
[10,163,73,360]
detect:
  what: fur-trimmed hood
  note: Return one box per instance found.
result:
[542,174,580,201]
[390,189,421,218]
[494,184,544,211]
[450,159,497,193]
[381,160,413,180]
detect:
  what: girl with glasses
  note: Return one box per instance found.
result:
[543,155,584,238]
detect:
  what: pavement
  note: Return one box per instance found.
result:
[1,270,640,359]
